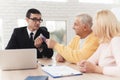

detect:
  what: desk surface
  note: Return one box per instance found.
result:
[0,58,120,80]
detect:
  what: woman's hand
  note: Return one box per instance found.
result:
[77,60,103,74]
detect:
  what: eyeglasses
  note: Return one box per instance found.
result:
[29,18,43,22]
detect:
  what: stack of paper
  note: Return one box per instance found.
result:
[41,65,82,78]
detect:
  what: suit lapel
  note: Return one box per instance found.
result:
[34,28,42,39]
[23,27,30,41]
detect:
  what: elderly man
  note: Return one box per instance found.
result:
[46,14,99,63]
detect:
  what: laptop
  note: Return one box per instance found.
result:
[0,49,37,70]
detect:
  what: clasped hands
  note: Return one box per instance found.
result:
[77,60,103,74]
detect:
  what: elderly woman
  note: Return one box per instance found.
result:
[77,10,120,77]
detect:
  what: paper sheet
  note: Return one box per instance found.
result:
[41,65,82,78]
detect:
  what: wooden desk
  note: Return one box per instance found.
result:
[0,58,120,80]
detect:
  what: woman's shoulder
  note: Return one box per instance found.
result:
[111,36,120,44]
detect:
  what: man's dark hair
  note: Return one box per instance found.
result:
[26,8,41,18]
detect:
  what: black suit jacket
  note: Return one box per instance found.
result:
[6,26,53,58]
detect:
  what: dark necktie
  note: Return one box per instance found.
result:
[30,32,34,46]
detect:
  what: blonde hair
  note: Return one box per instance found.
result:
[92,10,120,43]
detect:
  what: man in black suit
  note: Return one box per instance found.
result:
[6,8,53,58]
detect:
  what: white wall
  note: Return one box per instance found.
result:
[0,0,119,49]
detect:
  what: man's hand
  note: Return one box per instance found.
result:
[46,39,57,49]
[34,36,43,48]
[56,54,65,62]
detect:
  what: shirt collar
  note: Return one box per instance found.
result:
[27,27,37,38]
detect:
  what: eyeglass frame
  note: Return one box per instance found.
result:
[28,17,43,22]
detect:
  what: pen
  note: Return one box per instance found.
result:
[40,64,52,67]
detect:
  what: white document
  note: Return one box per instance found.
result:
[41,65,82,78]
